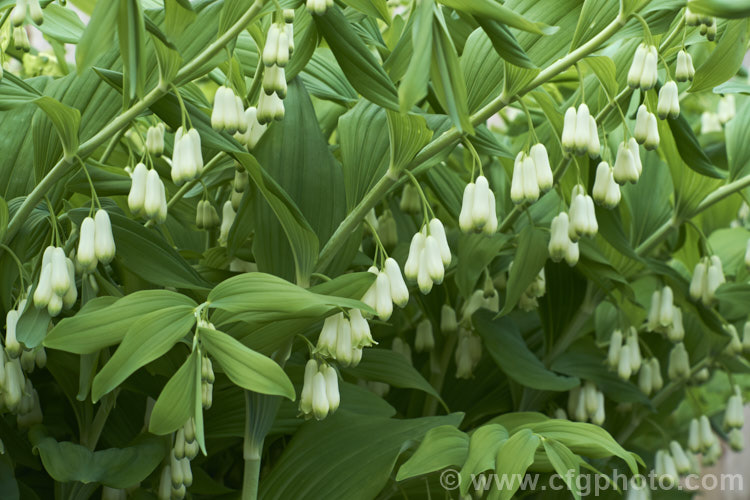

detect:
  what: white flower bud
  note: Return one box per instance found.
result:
[688,418,701,452]
[627,329,641,373]
[404,232,425,280]
[146,124,164,156]
[471,176,491,227]
[627,137,642,175]
[11,0,26,27]
[561,106,577,153]
[311,370,330,420]
[574,103,590,155]
[613,141,639,184]
[668,342,690,380]
[428,218,451,265]
[685,7,700,26]
[627,44,647,88]
[77,217,98,272]
[349,309,373,348]
[62,259,77,309]
[700,415,716,451]
[568,193,588,241]
[94,210,116,264]
[593,161,613,207]
[415,319,434,352]
[459,182,476,232]
[374,271,393,320]
[128,162,148,216]
[617,344,632,380]
[276,31,290,67]
[510,152,525,205]
[235,107,268,149]
[634,105,649,145]
[334,315,354,367]
[440,305,457,334]
[299,358,317,415]
[263,24,281,66]
[51,247,70,297]
[219,201,235,246]
[587,116,601,158]
[257,91,285,124]
[675,50,693,82]
[658,286,674,327]
[607,329,623,369]
[211,86,228,131]
[322,364,339,413]
[650,357,663,391]
[423,235,444,284]
[564,240,579,267]
[384,258,409,308]
[33,263,53,309]
[530,144,553,191]
[689,260,706,301]
[726,324,743,356]
[638,359,652,395]
[670,441,691,474]
[5,311,21,358]
[667,307,684,342]
[724,391,744,429]
[144,169,167,224]
[417,250,433,294]
[729,427,745,451]
[521,154,539,203]
[548,212,571,262]
[702,112,722,133]
[640,46,658,90]
[583,381,599,415]
[718,95,736,124]
[657,81,680,120]
[591,391,605,425]
[644,113,659,150]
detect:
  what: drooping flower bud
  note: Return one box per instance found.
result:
[644,113,659,150]
[94,210,116,264]
[561,106,577,154]
[384,258,409,308]
[257,91,285,124]
[235,107,268,149]
[613,141,639,184]
[144,169,168,224]
[568,186,597,239]
[374,271,393,321]
[219,201,236,247]
[530,143,553,191]
[77,217,98,272]
[262,24,281,66]
[729,427,745,452]
[128,162,148,217]
[415,319,434,352]
[299,358,317,416]
[146,124,165,156]
[675,50,694,82]
[638,358,653,395]
[724,388,744,429]
[587,116,601,158]
[322,363,340,413]
[634,105,650,144]
[657,81,680,120]
[688,418,701,452]
[627,44,647,88]
[404,232,425,280]
[548,212,571,263]
[11,0,26,27]
[574,103,591,155]
[428,218,451,265]
[440,304,457,334]
[471,175,491,227]
[400,183,421,213]
[668,342,690,380]
[718,95,736,124]
[51,247,70,297]
[607,329,623,369]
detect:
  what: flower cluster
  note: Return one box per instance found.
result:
[77,210,116,272]
[627,44,658,90]
[362,258,409,320]
[510,145,553,205]
[592,161,621,209]
[171,127,203,185]
[646,286,684,342]
[633,104,660,150]
[159,419,199,500]
[129,163,168,224]
[195,200,220,230]
[613,138,642,184]
[606,328,643,381]
[405,219,452,294]
[211,86,247,134]
[689,256,725,305]
[459,176,498,233]
[567,381,605,425]
[146,123,165,156]
[299,359,339,420]
[259,14,294,123]
[688,415,721,465]
[34,246,79,317]
[561,104,600,157]
[568,185,598,239]
[316,309,375,367]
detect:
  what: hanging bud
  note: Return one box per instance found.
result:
[262,24,281,66]
[702,111,722,133]
[587,116,601,158]
[688,419,701,453]
[50,248,70,297]
[219,201,236,247]
[128,162,148,217]
[510,152,526,205]
[5,311,21,358]
[299,358,317,415]
[658,286,674,328]
[668,342,690,380]
[77,217,98,272]
[729,427,745,452]
[657,81,680,120]
[62,259,77,309]
[627,44,648,88]
[689,259,707,302]
[400,183,421,214]
[591,392,605,425]
[634,105,650,145]
[384,258,409,308]
[144,169,168,224]
[440,305,457,334]
[644,113,660,150]
[530,143,553,192]
[404,232,425,280]
[146,124,165,156]
[617,343,632,380]
[471,176,491,227]
[718,95,736,124]
[667,307,684,342]
[33,263,53,309]
[700,415,717,451]
[322,364,340,413]
[235,107,268,149]
[94,210,116,264]
[613,141,639,184]
[415,319,434,352]
[574,103,591,155]
[561,106,577,154]
[459,181,476,232]
[428,218,451,266]
[349,309,374,349]
[257,91,285,124]
[548,212,572,263]
[724,389,744,429]
[592,161,620,208]
[607,329,623,369]
[638,359,653,395]
[670,441,691,474]
[374,271,393,321]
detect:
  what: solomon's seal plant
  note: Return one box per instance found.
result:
[2,0,750,499]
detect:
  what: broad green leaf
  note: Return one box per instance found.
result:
[713,80,750,95]
[582,56,617,100]
[386,110,433,173]
[569,0,618,49]
[69,208,211,289]
[45,291,197,354]
[0,197,7,242]
[341,0,390,22]
[690,0,750,20]
[396,425,469,481]
[91,306,196,402]
[490,429,540,500]
[198,326,295,400]
[219,0,252,36]
[76,0,118,72]
[301,49,359,104]
[439,0,558,35]
[459,424,509,496]
[542,439,584,500]
[15,303,50,349]
[165,0,196,41]
[690,20,748,93]
[726,98,750,180]
[461,28,504,113]
[151,33,182,84]
[666,113,725,179]
[501,226,548,314]
[431,10,473,133]
[398,0,433,112]
[30,432,168,489]
[0,74,41,110]
[260,411,463,499]
[314,6,399,110]
[149,350,198,435]
[339,101,389,209]
[34,96,80,160]
[117,0,147,102]
[474,311,580,391]
[456,232,510,298]
[345,348,443,402]
[503,60,540,98]
[34,3,86,44]
[476,19,536,69]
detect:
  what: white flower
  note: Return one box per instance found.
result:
[77,217,97,272]
[349,309,374,348]
[11,0,26,27]
[322,364,339,413]
[374,271,393,320]
[404,232,425,280]
[530,143,553,191]
[384,257,409,308]
[568,186,597,239]
[144,169,168,224]
[701,112,722,133]
[219,201,235,247]
[311,370,329,420]
[171,127,203,184]
[724,387,744,429]
[263,65,288,98]
[471,175,491,227]
[593,161,620,209]
[561,106,577,153]
[146,124,165,156]
[675,50,695,82]
[258,91,285,124]
[657,81,680,120]
[627,43,647,88]
[510,152,539,205]
[668,342,690,380]
[306,0,332,15]
[262,24,281,66]
[634,105,650,144]
[628,43,658,90]
[50,247,70,297]
[587,116,601,158]
[607,329,623,369]
[658,286,674,328]
[574,103,591,155]
[128,162,148,216]
[440,305,457,333]
[428,218,451,265]
[5,310,21,358]
[94,210,116,264]
[613,141,639,184]
[548,212,574,263]
[644,113,659,150]
[415,319,434,352]
[718,95,736,124]
[234,107,268,149]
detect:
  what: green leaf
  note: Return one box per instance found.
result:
[30,432,168,489]
[301,49,359,104]
[431,10,473,133]
[582,56,617,100]
[726,98,750,180]
[459,424,509,496]
[149,350,198,435]
[666,113,725,179]
[501,226,548,315]
[341,0,390,22]
[33,96,80,160]
[439,0,558,35]
[456,232,510,298]
[0,197,6,242]
[689,0,750,19]
[542,439,584,500]
[396,425,469,481]
[14,303,50,349]
[75,0,118,72]
[165,0,196,41]
[345,348,443,402]
[690,20,748,94]
[219,0,252,36]
[151,33,182,84]
[474,311,580,391]
[34,3,86,44]
[69,208,211,289]
[91,306,196,402]
[314,6,399,110]
[490,429,540,500]
[117,0,147,103]
[386,110,433,173]
[503,60,540,98]
[45,291,197,354]
[476,19,536,69]
[0,74,40,110]
[198,326,295,400]
[461,28,504,113]
[398,0,433,112]
[259,411,463,499]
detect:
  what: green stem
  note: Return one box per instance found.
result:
[2,0,267,247]
[241,457,261,500]
[317,11,629,272]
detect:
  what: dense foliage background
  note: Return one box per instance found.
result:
[2,0,750,498]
